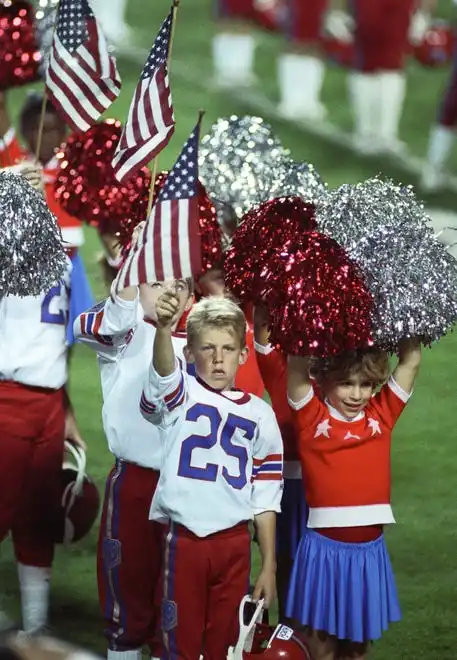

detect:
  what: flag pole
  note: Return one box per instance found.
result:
[146,0,180,219]
[34,1,61,162]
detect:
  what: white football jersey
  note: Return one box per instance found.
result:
[74,292,187,469]
[0,260,72,389]
[141,362,284,537]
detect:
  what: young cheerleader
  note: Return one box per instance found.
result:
[286,341,422,659]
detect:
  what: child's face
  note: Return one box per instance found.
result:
[23,112,67,165]
[325,372,375,420]
[184,326,248,391]
[196,268,225,297]
[140,279,193,327]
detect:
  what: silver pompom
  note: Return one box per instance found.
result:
[315,177,457,349]
[0,171,67,297]
[269,159,327,205]
[199,115,289,222]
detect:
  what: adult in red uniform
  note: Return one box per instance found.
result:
[329,0,435,153]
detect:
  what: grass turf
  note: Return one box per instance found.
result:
[1,1,457,657]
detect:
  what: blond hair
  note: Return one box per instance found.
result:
[311,348,390,391]
[186,295,246,348]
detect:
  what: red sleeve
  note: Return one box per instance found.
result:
[0,130,25,167]
[290,387,328,442]
[255,344,287,414]
[234,322,265,397]
[368,377,409,430]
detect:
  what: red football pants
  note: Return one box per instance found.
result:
[162,521,251,660]
[97,461,164,655]
[0,381,65,567]
[352,0,414,71]
[285,0,327,45]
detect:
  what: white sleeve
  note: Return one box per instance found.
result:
[73,291,139,361]
[251,405,284,516]
[140,359,188,427]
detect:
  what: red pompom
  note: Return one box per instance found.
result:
[268,231,374,357]
[0,0,41,90]
[54,119,151,236]
[413,20,454,68]
[224,196,317,303]
[117,170,222,275]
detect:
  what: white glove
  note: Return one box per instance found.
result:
[322,9,355,44]
[409,10,431,46]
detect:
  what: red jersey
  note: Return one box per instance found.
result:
[254,343,299,475]
[290,377,410,528]
[0,128,84,248]
[235,320,265,398]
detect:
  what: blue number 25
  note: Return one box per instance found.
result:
[41,282,67,326]
[177,403,257,490]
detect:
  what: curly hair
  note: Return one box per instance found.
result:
[310,348,390,390]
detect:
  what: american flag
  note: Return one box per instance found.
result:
[45,0,121,133]
[111,11,175,183]
[116,118,203,291]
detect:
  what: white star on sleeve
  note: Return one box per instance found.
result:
[368,418,381,436]
[314,419,331,438]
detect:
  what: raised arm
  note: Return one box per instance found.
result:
[140,289,186,427]
[392,338,422,395]
[287,355,312,404]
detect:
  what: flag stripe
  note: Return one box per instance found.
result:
[111,11,175,182]
[45,0,121,133]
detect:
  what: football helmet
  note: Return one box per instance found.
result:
[54,442,100,545]
[252,0,288,33]
[228,596,312,659]
[414,20,454,67]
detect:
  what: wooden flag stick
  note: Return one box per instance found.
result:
[145,0,181,220]
[34,92,50,162]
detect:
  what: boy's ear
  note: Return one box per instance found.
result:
[239,346,249,366]
[183,345,195,363]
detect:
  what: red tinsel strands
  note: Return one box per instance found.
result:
[54,119,151,236]
[117,171,222,274]
[268,231,374,358]
[224,196,317,303]
[0,0,41,90]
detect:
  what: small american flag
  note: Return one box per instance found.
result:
[45,0,121,133]
[111,11,175,183]
[116,118,203,291]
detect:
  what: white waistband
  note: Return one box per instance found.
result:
[307,504,395,528]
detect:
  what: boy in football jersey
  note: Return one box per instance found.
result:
[0,91,94,343]
[140,293,283,660]
[0,256,85,636]
[74,268,194,660]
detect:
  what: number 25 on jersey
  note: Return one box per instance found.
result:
[178,403,257,490]
[41,280,69,326]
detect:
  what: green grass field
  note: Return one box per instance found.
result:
[2,1,457,657]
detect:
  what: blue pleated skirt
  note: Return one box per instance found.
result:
[286,529,401,643]
[67,252,95,346]
[277,478,308,560]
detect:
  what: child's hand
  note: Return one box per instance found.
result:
[251,566,276,609]
[156,290,180,329]
[10,161,44,193]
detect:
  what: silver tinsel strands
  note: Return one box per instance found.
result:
[315,177,457,349]
[0,171,67,297]
[269,160,327,205]
[199,115,289,221]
